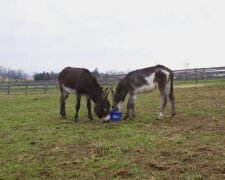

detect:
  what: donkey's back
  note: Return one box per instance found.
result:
[58,67,96,94]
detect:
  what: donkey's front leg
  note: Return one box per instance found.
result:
[124,94,136,119]
[124,102,131,120]
[130,95,136,118]
[86,96,93,121]
[75,94,81,123]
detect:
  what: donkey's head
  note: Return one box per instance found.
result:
[94,88,111,122]
[111,83,128,113]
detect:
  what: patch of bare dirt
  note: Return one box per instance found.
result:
[15,142,117,178]
[148,115,225,136]
[123,145,225,179]
[127,109,225,179]
[113,169,133,178]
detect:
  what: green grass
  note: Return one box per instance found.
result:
[0,81,225,179]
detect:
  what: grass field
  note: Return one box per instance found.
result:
[0,81,225,179]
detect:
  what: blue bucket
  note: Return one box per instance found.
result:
[110,111,122,122]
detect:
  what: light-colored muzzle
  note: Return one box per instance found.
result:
[101,114,110,123]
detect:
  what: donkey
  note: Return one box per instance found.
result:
[58,67,111,122]
[111,65,176,119]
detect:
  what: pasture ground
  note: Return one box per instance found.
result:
[0,81,225,179]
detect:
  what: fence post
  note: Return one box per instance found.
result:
[25,85,28,94]
[184,70,186,83]
[7,85,10,95]
[204,69,206,82]
[44,85,46,94]
[195,69,198,84]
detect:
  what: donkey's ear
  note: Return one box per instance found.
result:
[102,87,111,99]
[111,88,115,96]
[110,88,115,104]
[110,84,115,96]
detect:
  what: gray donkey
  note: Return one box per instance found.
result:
[111,65,176,119]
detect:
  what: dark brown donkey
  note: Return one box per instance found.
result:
[58,67,111,122]
[111,65,176,119]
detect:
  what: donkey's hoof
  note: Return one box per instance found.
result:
[157,112,164,120]
[61,115,66,119]
[103,120,110,123]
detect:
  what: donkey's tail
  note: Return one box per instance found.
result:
[169,71,176,116]
[170,72,174,95]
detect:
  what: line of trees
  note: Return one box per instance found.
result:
[91,68,127,77]
[33,68,102,81]
[33,68,127,81]
[0,65,28,81]
[0,65,128,82]
[33,71,58,81]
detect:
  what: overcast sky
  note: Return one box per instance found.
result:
[0,0,225,74]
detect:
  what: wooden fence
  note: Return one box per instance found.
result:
[173,66,225,82]
[97,66,225,84]
[0,66,225,94]
[0,81,58,95]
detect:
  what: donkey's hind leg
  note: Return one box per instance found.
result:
[60,90,70,119]
[159,94,167,119]
[165,80,176,117]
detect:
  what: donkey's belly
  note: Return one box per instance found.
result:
[136,83,158,93]
[135,73,158,93]
[62,84,77,94]
[62,84,88,97]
